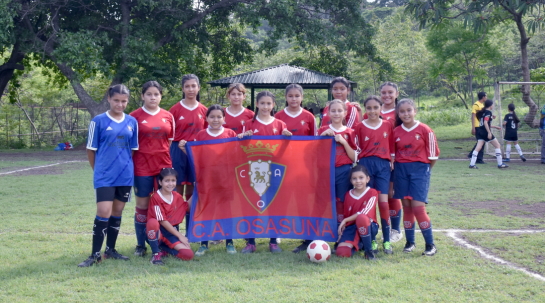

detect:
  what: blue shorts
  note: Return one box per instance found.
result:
[393,162,431,203]
[339,222,379,251]
[160,224,182,249]
[170,142,194,185]
[335,164,352,202]
[133,176,156,198]
[358,156,391,195]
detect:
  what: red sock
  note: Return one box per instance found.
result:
[336,198,344,222]
[135,207,147,223]
[388,198,402,217]
[176,248,194,261]
[378,202,390,223]
[402,204,415,229]
[413,206,431,230]
[355,214,371,235]
[146,218,160,240]
[335,246,352,258]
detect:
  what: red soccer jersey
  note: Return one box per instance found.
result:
[130,107,175,176]
[194,127,237,141]
[321,100,361,129]
[224,107,254,134]
[244,117,287,136]
[343,187,378,226]
[356,119,395,161]
[363,108,396,123]
[275,108,317,136]
[148,190,188,226]
[318,125,357,167]
[169,100,208,141]
[393,121,440,164]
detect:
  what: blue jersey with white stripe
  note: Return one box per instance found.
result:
[87,112,139,188]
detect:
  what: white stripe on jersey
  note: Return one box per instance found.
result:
[87,121,96,150]
[357,196,376,216]
[428,132,438,159]
[347,108,357,128]
[155,205,164,221]
[170,113,176,140]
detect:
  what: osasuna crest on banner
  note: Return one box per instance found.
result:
[235,141,286,213]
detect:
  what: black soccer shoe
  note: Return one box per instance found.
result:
[403,242,416,253]
[78,253,102,267]
[103,248,130,261]
[364,250,376,260]
[134,245,147,257]
[291,241,310,253]
[422,244,437,256]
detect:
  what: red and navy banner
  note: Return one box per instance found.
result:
[186,136,337,242]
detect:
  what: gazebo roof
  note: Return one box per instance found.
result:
[207,64,357,89]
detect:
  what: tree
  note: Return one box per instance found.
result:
[1,0,381,117]
[406,0,545,127]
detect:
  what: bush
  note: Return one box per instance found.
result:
[418,107,470,127]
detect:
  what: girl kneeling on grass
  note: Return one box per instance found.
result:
[336,165,379,260]
[469,100,508,169]
[147,168,194,265]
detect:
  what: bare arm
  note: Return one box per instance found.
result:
[160,220,189,246]
[87,150,96,170]
[336,135,356,162]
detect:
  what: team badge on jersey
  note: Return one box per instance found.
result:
[198,114,203,119]
[383,132,388,138]
[235,141,286,213]
[162,118,167,123]
[127,126,133,131]
[300,120,306,125]
[415,134,420,140]
[344,134,348,139]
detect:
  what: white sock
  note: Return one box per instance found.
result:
[470,150,478,166]
[495,148,502,165]
[505,144,511,159]
[515,144,523,156]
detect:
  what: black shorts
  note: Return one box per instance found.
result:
[476,130,495,142]
[96,186,132,203]
[504,133,518,142]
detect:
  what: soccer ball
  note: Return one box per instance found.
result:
[306,240,331,263]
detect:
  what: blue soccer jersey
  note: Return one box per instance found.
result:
[87,112,139,188]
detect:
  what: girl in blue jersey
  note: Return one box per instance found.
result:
[78,84,139,267]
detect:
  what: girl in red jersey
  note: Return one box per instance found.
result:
[275,84,317,137]
[355,96,394,254]
[318,99,358,239]
[147,168,193,265]
[393,98,440,256]
[179,105,238,256]
[130,81,175,257]
[224,83,254,134]
[336,165,379,260]
[238,91,292,253]
[320,77,361,129]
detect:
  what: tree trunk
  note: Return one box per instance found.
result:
[515,15,539,127]
[0,41,25,97]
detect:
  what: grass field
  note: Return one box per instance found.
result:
[1,149,544,302]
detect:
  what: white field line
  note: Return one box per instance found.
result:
[435,229,545,233]
[0,160,86,176]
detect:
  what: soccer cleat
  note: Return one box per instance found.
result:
[195,245,208,257]
[383,241,393,254]
[103,248,130,260]
[371,240,379,254]
[498,163,509,169]
[134,245,147,257]
[422,244,437,256]
[520,155,527,162]
[291,241,310,253]
[241,243,256,254]
[502,158,510,162]
[77,253,102,267]
[389,229,403,243]
[226,243,237,254]
[150,253,164,265]
[269,243,282,253]
[468,165,478,169]
[364,250,376,260]
[403,242,416,253]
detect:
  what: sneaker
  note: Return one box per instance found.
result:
[403,242,416,253]
[371,240,379,254]
[364,250,376,260]
[150,253,164,265]
[422,244,437,256]
[158,251,169,258]
[226,243,237,254]
[468,165,479,169]
[498,163,509,169]
[276,238,282,244]
[77,253,101,267]
[134,245,147,257]
[502,158,510,162]
[389,230,403,243]
[103,248,129,260]
[241,243,256,254]
[383,241,393,254]
[520,155,527,162]
[291,241,309,253]
[195,245,208,257]
[269,243,282,253]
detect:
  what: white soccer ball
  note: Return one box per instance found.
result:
[306,240,331,263]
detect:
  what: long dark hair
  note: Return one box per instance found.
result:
[394,98,416,127]
[379,82,399,106]
[508,103,520,124]
[157,167,178,189]
[181,74,200,101]
[253,91,276,121]
[476,100,494,120]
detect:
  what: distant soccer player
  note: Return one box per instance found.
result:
[147,168,193,265]
[78,84,138,267]
[179,105,237,256]
[130,81,175,257]
[469,100,508,169]
[223,83,254,134]
[238,91,292,253]
[336,165,379,260]
[320,77,361,129]
[393,98,440,256]
[502,103,526,162]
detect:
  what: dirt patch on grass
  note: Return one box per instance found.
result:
[453,200,545,220]
[0,150,87,162]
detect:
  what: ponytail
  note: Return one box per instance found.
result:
[508,103,520,124]
[476,100,494,120]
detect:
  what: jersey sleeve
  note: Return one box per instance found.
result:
[472,103,480,114]
[346,106,361,129]
[148,193,164,221]
[423,126,440,160]
[86,119,99,151]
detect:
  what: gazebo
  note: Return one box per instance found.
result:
[207,64,357,109]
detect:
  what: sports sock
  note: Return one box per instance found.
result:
[269,238,278,244]
[247,238,256,245]
[105,216,122,251]
[176,249,194,261]
[413,206,434,245]
[226,239,234,246]
[378,201,390,242]
[470,150,478,166]
[495,148,502,165]
[505,144,511,159]
[388,198,402,232]
[402,205,415,244]
[515,144,523,156]
[356,214,372,252]
[92,216,109,254]
[134,207,148,247]
[146,218,160,254]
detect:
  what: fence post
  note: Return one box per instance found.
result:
[6,113,8,149]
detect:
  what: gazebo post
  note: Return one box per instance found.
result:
[251,87,255,111]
